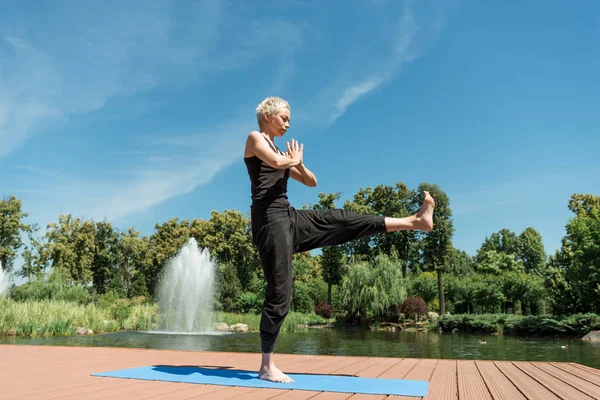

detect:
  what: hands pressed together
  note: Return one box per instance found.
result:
[285,139,303,165]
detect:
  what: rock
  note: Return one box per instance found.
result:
[490,332,501,336]
[214,323,230,332]
[582,330,600,342]
[76,327,93,335]
[427,311,439,323]
[452,328,459,334]
[229,323,249,333]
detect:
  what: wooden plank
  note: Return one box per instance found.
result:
[359,357,402,378]
[513,362,594,400]
[388,359,438,400]
[424,360,457,400]
[334,357,390,377]
[475,361,525,400]
[309,391,353,400]
[347,395,387,400]
[268,389,323,399]
[532,363,600,400]
[226,388,294,399]
[117,383,230,400]
[3,345,600,400]
[550,362,600,386]
[378,358,420,379]
[306,357,366,375]
[494,362,560,400]
[457,360,492,400]
[569,362,600,377]
[142,385,230,400]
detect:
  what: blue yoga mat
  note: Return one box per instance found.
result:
[92,365,429,396]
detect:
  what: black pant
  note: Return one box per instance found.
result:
[251,204,387,353]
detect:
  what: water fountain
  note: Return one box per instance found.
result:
[155,238,218,334]
[0,262,10,297]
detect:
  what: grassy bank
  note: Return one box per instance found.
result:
[0,298,326,337]
[438,313,600,337]
[0,297,157,336]
[214,311,326,333]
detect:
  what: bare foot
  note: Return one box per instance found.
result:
[259,364,294,383]
[415,191,435,232]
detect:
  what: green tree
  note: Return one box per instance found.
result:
[562,194,600,312]
[476,228,520,259]
[116,228,149,297]
[192,209,259,290]
[339,255,406,321]
[39,214,96,285]
[20,223,46,279]
[419,183,454,315]
[447,247,474,276]
[409,271,438,304]
[518,227,547,275]
[91,220,119,295]
[215,262,243,311]
[476,250,524,275]
[0,195,30,272]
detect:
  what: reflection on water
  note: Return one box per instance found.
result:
[1,329,599,369]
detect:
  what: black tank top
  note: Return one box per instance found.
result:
[244,136,290,209]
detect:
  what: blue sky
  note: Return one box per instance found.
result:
[1,0,599,277]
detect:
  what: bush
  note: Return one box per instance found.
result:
[339,255,406,321]
[292,281,313,313]
[437,313,600,336]
[54,285,91,304]
[314,302,335,319]
[400,296,428,321]
[10,270,92,305]
[236,292,263,314]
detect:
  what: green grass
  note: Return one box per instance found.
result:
[0,297,157,336]
[212,311,326,332]
[0,298,325,337]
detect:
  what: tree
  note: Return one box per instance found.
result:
[20,223,46,279]
[409,271,438,304]
[39,214,96,285]
[339,255,406,321]
[192,210,259,290]
[419,183,454,315]
[477,228,520,257]
[91,220,119,295]
[447,247,474,276]
[115,228,149,297]
[562,194,600,312]
[476,250,524,275]
[518,227,547,275]
[0,195,30,273]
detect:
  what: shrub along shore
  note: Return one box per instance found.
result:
[1,297,599,339]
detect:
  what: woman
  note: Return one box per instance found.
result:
[244,96,435,383]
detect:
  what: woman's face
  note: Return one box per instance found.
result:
[265,108,290,137]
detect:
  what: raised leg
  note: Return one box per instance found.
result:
[384,191,435,232]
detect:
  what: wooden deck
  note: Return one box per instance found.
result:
[1,344,600,399]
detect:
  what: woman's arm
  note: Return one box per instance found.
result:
[290,163,317,187]
[246,131,301,169]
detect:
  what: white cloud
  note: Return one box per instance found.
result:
[323,0,445,124]
[0,2,305,224]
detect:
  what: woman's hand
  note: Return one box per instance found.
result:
[286,139,303,165]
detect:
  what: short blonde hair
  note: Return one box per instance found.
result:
[256,96,290,127]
